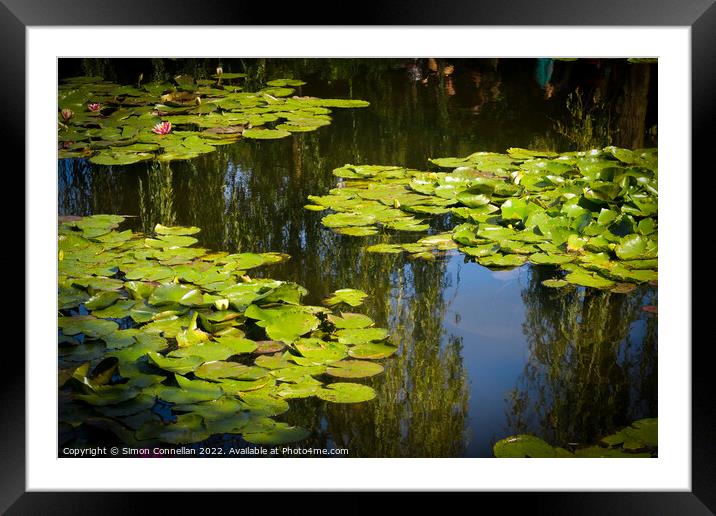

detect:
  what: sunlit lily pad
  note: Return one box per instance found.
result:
[242,128,291,139]
[323,288,368,307]
[347,343,398,359]
[194,361,254,380]
[327,312,374,329]
[316,382,376,403]
[146,352,204,375]
[334,226,379,236]
[335,327,389,344]
[326,360,384,378]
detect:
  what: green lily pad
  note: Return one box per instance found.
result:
[323,288,368,307]
[242,128,291,139]
[335,327,389,345]
[601,418,657,449]
[493,435,571,458]
[89,150,153,166]
[58,316,118,338]
[322,212,377,228]
[326,360,385,378]
[366,243,404,254]
[529,253,576,265]
[316,382,376,403]
[614,234,649,260]
[154,224,201,236]
[148,283,204,306]
[347,343,398,359]
[327,312,374,329]
[83,291,123,310]
[146,352,204,375]
[173,397,244,421]
[477,254,528,268]
[193,361,254,381]
[242,422,310,445]
[334,226,379,236]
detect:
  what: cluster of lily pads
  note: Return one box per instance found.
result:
[493,418,657,458]
[58,74,369,164]
[59,215,396,447]
[305,146,657,291]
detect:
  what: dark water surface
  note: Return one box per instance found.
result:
[58,58,657,457]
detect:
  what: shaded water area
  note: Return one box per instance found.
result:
[58,58,657,457]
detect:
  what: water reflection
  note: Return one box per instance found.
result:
[57,58,657,456]
[507,266,657,446]
[138,161,176,231]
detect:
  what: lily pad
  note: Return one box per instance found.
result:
[327,312,374,329]
[316,382,376,403]
[242,422,310,445]
[326,360,385,378]
[323,288,368,307]
[347,343,398,359]
[242,128,291,140]
[335,327,389,345]
[493,435,571,458]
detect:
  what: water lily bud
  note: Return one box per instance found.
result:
[61,108,73,121]
[216,66,223,77]
[241,275,251,282]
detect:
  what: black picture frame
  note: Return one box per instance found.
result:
[5,0,710,512]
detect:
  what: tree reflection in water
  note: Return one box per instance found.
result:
[506,265,657,447]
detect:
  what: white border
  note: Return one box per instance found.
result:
[27,27,691,491]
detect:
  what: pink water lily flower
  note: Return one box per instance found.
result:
[87,102,101,112]
[151,121,172,135]
[60,108,73,122]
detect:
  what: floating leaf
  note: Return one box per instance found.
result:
[58,316,118,338]
[366,243,404,254]
[148,283,204,306]
[193,361,254,380]
[316,382,376,403]
[326,360,384,378]
[478,254,528,268]
[614,234,648,260]
[347,343,398,359]
[327,312,374,329]
[335,327,389,345]
[529,253,576,265]
[242,422,310,445]
[242,128,291,139]
[146,352,203,375]
[323,288,368,307]
[493,435,571,458]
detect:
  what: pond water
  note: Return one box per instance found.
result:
[58,58,657,457]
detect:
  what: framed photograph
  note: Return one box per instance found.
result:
[7,0,710,511]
